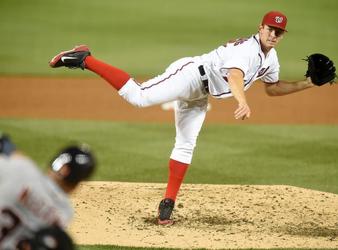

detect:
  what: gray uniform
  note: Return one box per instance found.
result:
[0,155,72,250]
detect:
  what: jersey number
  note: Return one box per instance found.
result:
[0,208,22,242]
[224,37,249,47]
[233,38,248,46]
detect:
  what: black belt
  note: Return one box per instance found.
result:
[198,65,209,93]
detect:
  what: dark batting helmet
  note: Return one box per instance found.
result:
[50,144,96,185]
[0,133,16,156]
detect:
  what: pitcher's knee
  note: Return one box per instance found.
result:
[118,79,152,108]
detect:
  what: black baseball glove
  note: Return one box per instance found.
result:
[305,53,336,86]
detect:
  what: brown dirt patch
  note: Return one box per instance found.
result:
[0,76,338,124]
[69,182,338,249]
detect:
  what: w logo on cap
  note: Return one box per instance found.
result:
[262,11,288,31]
[275,16,284,23]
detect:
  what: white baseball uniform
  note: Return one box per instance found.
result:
[0,155,72,250]
[118,33,280,164]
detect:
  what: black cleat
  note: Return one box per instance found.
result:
[158,198,175,226]
[49,45,91,70]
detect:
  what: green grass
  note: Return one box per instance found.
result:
[0,0,337,78]
[1,118,337,194]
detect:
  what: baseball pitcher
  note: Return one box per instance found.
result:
[49,10,336,226]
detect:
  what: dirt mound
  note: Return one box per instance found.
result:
[69,182,338,249]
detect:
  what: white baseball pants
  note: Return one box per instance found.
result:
[118,57,208,164]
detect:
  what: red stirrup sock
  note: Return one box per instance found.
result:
[164,159,189,201]
[85,56,130,90]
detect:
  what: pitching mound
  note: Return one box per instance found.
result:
[69,182,338,249]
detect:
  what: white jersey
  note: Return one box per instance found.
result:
[118,33,281,164]
[0,155,73,250]
[199,33,280,98]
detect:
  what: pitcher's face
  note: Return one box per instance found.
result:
[259,25,285,52]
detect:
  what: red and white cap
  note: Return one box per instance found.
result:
[262,11,288,31]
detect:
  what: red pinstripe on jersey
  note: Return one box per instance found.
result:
[141,61,194,90]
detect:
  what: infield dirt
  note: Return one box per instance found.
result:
[1,76,338,124]
[69,182,338,249]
